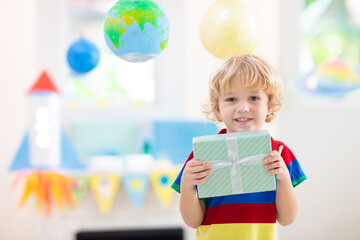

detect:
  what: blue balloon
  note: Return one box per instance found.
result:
[67,37,100,74]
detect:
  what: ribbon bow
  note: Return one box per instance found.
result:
[210,134,270,193]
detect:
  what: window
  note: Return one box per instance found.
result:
[64,0,155,105]
[298,0,360,99]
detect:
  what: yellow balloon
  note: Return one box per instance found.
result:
[199,0,260,59]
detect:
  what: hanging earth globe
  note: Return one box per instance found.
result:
[199,0,259,59]
[67,37,100,74]
[103,0,170,63]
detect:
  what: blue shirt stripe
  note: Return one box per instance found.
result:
[206,190,276,207]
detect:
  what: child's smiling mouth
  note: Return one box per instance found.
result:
[234,117,252,123]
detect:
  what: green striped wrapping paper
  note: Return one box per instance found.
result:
[193,130,275,198]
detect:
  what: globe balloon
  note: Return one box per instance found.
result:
[103,0,170,63]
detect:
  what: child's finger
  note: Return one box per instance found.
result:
[191,165,211,174]
[267,168,280,175]
[264,156,277,164]
[188,159,206,166]
[188,160,211,170]
[265,161,280,170]
[264,152,282,164]
[194,176,209,185]
[194,169,212,180]
[270,150,279,157]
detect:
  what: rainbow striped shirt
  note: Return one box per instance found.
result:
[171,129,306,240]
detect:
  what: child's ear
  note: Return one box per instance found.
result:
[267,106,273,116]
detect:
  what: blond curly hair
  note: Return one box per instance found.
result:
[203,54,283,123]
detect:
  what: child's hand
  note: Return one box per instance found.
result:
[264,151,290,181]
[181,159,212,189]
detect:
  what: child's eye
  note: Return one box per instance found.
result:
[226,97,237,102]
[249,96,259,101]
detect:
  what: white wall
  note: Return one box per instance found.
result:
[1,0,360,239]
[0,0,36,240]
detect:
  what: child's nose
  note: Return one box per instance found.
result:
[235,101,249,112]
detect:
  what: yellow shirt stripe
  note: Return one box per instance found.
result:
[196,223,276,240]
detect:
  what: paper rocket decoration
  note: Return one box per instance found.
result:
[8,70,84,216]
[16,171,74,216]
[89,174,120,214]
[28,71,59,93]
[122,174,149,210]
[150,169,179,207]
[9,71,84,171]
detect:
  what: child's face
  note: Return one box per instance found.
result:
[217,84,270,133]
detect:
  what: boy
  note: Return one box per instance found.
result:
[171,54,306,240]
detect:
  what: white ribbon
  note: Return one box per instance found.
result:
[209,134,270,193]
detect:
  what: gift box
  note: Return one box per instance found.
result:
[193,130,275,198]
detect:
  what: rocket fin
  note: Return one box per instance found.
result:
[9,133,31,171]
[61,130,85,169]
